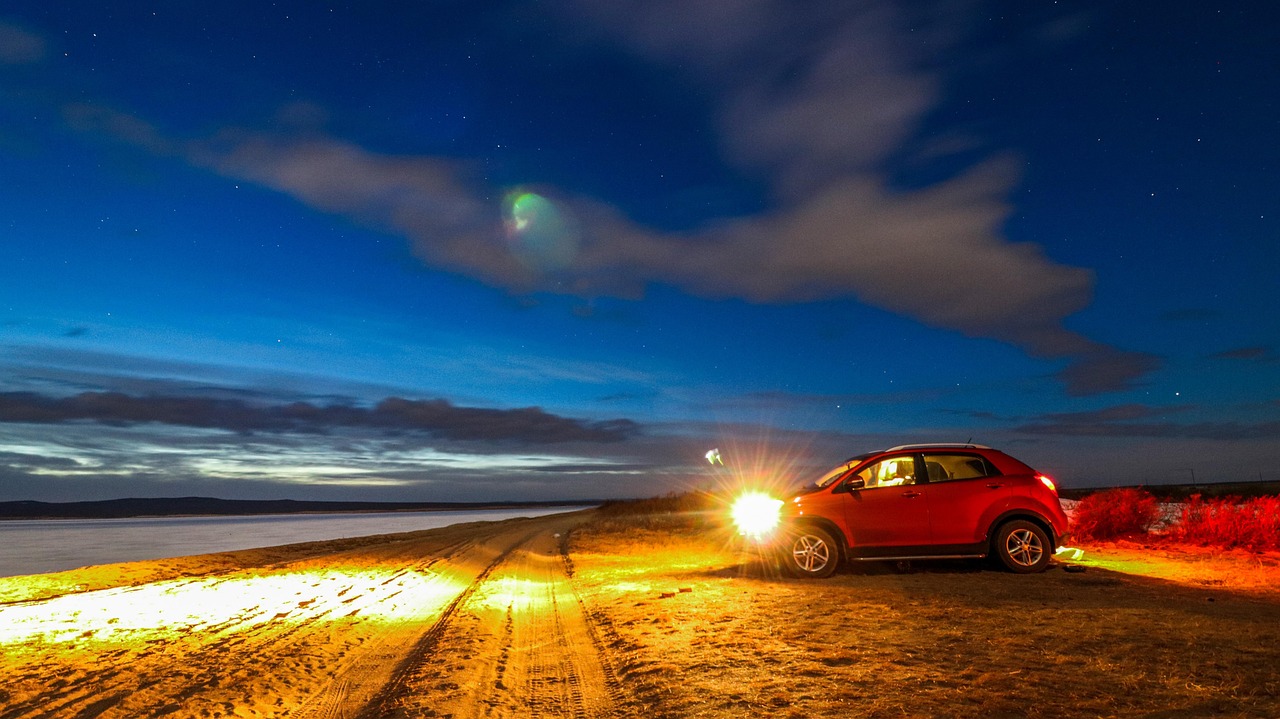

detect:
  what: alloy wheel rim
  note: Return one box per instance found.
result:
[793,535,831,572]
[1006,528,1044,567]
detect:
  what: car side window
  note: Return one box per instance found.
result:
[922,454,998,482]
[854,457,917,489]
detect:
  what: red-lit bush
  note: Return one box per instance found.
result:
[1172,495,1280,552]
[1072,487,1161,541]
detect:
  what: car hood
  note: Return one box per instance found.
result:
[789,480,826,499]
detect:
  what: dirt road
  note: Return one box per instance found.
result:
[0,512,629,719]
[3,510,1280,718]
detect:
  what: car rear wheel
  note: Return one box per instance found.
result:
[783,526,839,578]
[993,520,1051,573]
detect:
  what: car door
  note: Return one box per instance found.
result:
[921,453,1012,547]
[840,454,932,550]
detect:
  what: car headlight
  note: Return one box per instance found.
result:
[731,491,784,539]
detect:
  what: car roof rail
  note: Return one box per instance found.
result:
[883,442,993,451]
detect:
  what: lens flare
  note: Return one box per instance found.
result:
[503,191,579,272]
[731,491,784,539]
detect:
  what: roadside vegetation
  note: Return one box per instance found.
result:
[1073,487,1280,552]
[596,491,717,517]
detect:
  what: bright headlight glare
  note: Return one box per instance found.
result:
[731,492,784,538]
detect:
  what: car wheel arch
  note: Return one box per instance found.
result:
[987,511,1057,551]
[788,517,848,561]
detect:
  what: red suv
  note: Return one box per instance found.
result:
[741,444,1069,577]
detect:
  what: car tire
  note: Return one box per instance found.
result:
[782,526,840,578]
[992,520,1052,573]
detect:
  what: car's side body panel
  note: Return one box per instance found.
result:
[842,484,931,547]
[924,477,1014,546]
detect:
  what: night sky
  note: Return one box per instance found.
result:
[1,1,1276,503]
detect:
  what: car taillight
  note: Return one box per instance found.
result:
[1036,474,1057,493]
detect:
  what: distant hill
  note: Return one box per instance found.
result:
[0,497,592,520]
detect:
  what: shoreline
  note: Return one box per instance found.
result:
[0,496,601,521]
[0,506,592,579]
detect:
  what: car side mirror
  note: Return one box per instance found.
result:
[839,478,866,493]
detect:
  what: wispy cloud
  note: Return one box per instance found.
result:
[1209,345,1279,363]
[0,391,639,444]
[1055,349,1161,397]
[0,19,44,64]
[0,420,676,502]
[1014,403,1280,441]
[57,0,1157,396]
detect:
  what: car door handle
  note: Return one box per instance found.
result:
[901,491,922,498]
[986,483,1005,489]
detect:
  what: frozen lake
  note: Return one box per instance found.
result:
[0,506,587,578]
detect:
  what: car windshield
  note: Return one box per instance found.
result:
[813,453,874,488]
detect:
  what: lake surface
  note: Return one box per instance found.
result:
[0,507,587,578]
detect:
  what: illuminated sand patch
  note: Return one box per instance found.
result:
[476,575,552,613]
[0,567,461,649]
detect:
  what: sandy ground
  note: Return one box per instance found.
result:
[2,510,1278,718]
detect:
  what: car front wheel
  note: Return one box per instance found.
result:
[783,526,839,578]
[993,520,1052,573]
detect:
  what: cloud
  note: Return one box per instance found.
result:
[182,127,1132,390]
[938,408,1006,421]
[1209,345,1278,363]
[1014,403,1280,441]
[0,450,81,471]
[62,0,1157,395]
[0,406,719,502]
[0,391,639,444]
[0,20,45,64]
[1031,404,1193,424]
[1054,348,1161,396]
[63,104,177,156]
[563,0,941,197]
[732,387,951,410]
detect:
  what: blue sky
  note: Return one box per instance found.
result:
[1,1,1277,502]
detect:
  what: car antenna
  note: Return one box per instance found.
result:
[965,436,973,446]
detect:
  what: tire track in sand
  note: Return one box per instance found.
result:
[353,525,544,718]
[0,518,563,719]
[361,516,630,719]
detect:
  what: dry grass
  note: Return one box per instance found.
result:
[570,512,1280,718]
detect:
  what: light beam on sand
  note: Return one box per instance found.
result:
[0,568,463,650]
[478,576,551,613]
